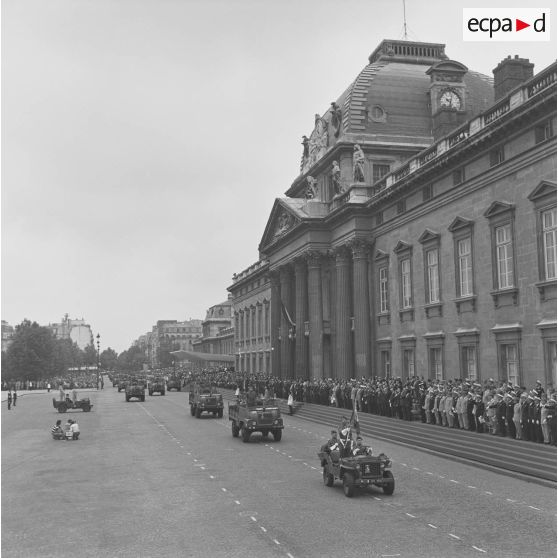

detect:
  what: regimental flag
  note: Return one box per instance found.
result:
[281,299,296,328]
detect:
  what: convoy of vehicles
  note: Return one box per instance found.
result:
[125,378,146,402]
[189,383,224,418]
[229,396,283,442]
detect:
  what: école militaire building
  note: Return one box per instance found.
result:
[230,39,556,390]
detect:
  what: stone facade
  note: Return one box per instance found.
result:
[47,314,94,350]
[257,40,556,390]
[192,298,234,361]
[228,260,272,374]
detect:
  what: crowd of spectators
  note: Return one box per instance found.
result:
[182,367,557,447]
[2,372,100,392]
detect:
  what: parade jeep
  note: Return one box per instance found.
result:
[189,383,223,418]
[229,397,283,442]
[149,377,165,396]
[126,379,145,402]
[52,397,93,413]
[318,450,394,497]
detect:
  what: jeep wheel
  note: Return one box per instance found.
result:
[141,395,145,402]
[241,426,250,443]
[83,405,91,412]
[177,387,181,392]
[323,467,334,487]
[382,470,395,495]
[273,430,282,442]
[58,404,67,413]
[126,396,130,402]
[190,405,195,416]
[195,407,201,419]
[232,422,239,438]
[149,391,153,396]
[343,473,355,498]
[217,409,223,418]
[161,390,165,396]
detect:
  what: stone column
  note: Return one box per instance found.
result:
[307,251,323,379]
[270,272,281,377]
[279,265,294,379]
[334,246,353,380]
[294,258,309,378]
[351,239,371,377]
[367,243,377,375]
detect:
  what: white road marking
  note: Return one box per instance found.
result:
[273,539,280,545]
[221,488,227,492]
[428,524,438,529]
[251,516,257,522]
[449,479,459,484]
[209,475,215,479]
[449,534,460,540]
[260,526,267,533]
[467,486,476,489]
[529,506,541,510]
[235,500,240,505]
[472,546,487,553]
[405,513,416,518]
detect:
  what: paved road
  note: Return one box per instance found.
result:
[2,386,556,558]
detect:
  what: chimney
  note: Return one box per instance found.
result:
[493,55,534,101]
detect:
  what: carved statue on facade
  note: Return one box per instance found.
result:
[352,144,366,183]
[331,160,341,195]
[305,176,318,200]
[275,211,292,236]
[330,102,343,137]
[301,116,329,174]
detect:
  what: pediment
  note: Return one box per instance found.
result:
[483,201,515,218]
[426,60,468,78]
[528,180,556,202]
[375,249,389,261]
[393,240,412,254]
[259,199,303,252]
[448,216,473,232]
[418,228,440,244]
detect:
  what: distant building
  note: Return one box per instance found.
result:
[48,314,94,350]
[227,260,272,374]
[1,321,15,352]
[191,297,235,368]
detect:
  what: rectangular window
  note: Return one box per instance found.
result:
[373,163,390,183]
[401,258,412,308]
[258,306,263,337]
[489,147,505,167]
[543,208,557,280]
[501,344,519,386]
[462,346,477,381]
[376,212,384,226]
[381,350,391,377]
[496,224,514,289]
[457,238,473,296]
[430,347,443,381]
[422,184,433,202]
[403,349,415,378]
[397,200,406,215]
[379,267,389,313]
[535,120,554,144]
[453,168,465,186]
[426,249,440,303]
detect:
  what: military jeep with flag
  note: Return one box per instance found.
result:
[318,448,394,497]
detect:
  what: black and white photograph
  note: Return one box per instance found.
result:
[2,1,556,557]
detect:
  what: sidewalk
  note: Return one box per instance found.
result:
[1,388,100,402]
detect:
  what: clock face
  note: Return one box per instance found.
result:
[439,89,462,110]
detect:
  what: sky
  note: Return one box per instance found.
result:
[2,0,556,354]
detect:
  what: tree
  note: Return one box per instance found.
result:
[5,320,57,381]
[100,347,118,371]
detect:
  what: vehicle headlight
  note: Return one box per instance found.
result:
[384,460,392,468]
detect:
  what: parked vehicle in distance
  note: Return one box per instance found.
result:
[189,383,223,418]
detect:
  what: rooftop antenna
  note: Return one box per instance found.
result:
[402,0,408,40]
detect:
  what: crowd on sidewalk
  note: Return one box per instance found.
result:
[182,368,557,447]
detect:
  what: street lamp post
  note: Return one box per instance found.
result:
[96,333,101,390]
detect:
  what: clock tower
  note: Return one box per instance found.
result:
[426,60,468,140]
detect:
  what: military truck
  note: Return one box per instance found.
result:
[189,383,223,418]
[149,376,165,396]
[125,378,145,402]
[229,396,283,442]
[166,377,182,391]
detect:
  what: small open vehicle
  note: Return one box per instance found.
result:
[53,397,93,413]
[318,449,394,498]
